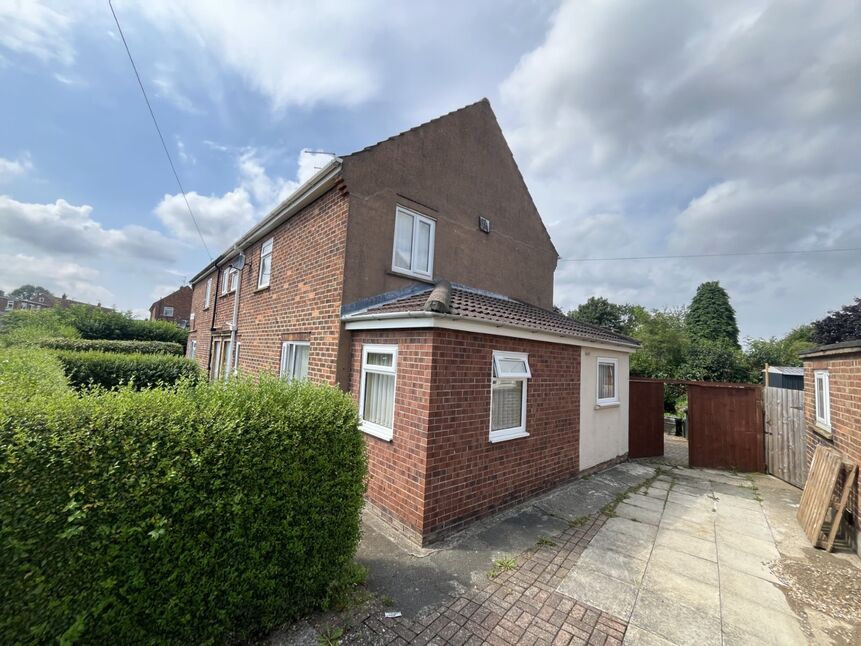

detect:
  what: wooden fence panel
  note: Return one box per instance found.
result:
[688,384,765,472]
[764,386,807,487]
[629,380,664,459]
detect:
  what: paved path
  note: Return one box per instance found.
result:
[556,466,807,645]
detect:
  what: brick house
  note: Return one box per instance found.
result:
[0,289,112,314]
[186,100,638,544]
[149,286,193,328]
[801,340,861,555]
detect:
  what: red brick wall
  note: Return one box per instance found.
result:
[350,328,581,544]
[187,187,350,385]
[804,352,861,531]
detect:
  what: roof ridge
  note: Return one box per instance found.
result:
[344,98,490,157]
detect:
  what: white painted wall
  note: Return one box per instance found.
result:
[579,348,630,471]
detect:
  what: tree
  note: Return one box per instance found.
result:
[811,298,861,345]
[686,281,739,347]
[629,307,689,378]
[8,284,54,300]
[679,338,749,383]
[568,297,641,335]
[744,324,814,379]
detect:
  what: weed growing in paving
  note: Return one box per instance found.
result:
[488,557,517,579]
[318,626,344,645]
[536,536,557,547]
[601,468,668,517]
[568,515,590,528]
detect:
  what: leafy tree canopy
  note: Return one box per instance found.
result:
[744,325,814,373]
[567,297,642,336]
[7,284,54,300]
[811,297,861,345]
[686,281,739,347]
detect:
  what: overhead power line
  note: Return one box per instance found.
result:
[559,247,861,262]
[108,0,213,260]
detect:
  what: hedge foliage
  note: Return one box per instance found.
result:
[54,350,200,390]
[38,338,184,356]
[0,348,69,400]
[0,309,80,347]
[0,375,367,645]
[64,305,188,345]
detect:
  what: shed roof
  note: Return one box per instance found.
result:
[765,366,804,376]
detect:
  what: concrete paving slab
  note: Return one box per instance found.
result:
[648,545,719,585]
[712,481,759,499]
[648,479,671,490]
[629,589,721,646]
[721,592,807,645]
[557,565,638,619]
[715,515,773,542]
[658,514,715,542]
[669,483,714,499]
[622,624,677,645]
[655,528,718,561]
[577,545,649,585]
[602,515,660,540]
[641,566,720,617]
[625,493,667,513]
[713,492,762,512]
[719,565,794,614]
[616,501,662,526]
[590,525,656,561]
[718,543,780,583]
[662,501,716,525]
[714,503,767,526]
[716,526,780,560]
[666,491,715,511]
[721,623,772,646]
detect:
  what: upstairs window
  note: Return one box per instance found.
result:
[204,278,212,308]
[189,340,197,359]
[392,206,435,279]
[258,238,274,288]
[359,345,397,441]
[814,370,830,430]
[280,341,310,381]
[221,265,238,294]
[597,358,619,405]
[490,351,531,443]
[163,305,174,317]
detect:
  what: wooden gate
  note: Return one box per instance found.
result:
[764,386,807,487]
[688,383,765,472]
[629,379,664,459]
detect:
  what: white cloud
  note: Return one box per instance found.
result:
[0,0,76,65]
[0,252,113,305]
[153,71,203,114]
[176,137,196,165]
[0,195,179,262]
[150,284,182,301]
[501,0,861,337]
[0,153,33,179]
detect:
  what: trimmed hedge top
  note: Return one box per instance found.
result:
[37,338,184,356]
[53,350,201,390]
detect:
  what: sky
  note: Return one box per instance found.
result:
[0,0,858,339]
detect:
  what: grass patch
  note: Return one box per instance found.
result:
[488,557,517,579]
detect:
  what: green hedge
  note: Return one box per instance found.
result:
[0,348,69,400]
[38,338,184,356]
[64,305,188,345]
[0,377,367,644]
[54,351,200,390]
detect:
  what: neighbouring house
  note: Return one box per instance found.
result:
[0,289,112,314]
[149,286,193,328]
[800,340,861,555]
[185,99,639,544]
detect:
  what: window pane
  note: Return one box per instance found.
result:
[394,211,413,270]
[415,219,431,273]
[259,254,271,286]
[599,363,615,400]
[497,358,527,375]
[262,239,273,255]
[816,377,824,417]
[492,380,523,431]
[292,344,309,380]
[366,352,393,368]
[363,372,395,429]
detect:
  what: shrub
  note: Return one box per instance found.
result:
[0,377,367,645]
[54,351,201,389]
[64,305,188,345]
[37,338,184,356]
[0,309,80,347]
[0,348,68,400]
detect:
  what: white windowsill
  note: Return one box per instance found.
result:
[360,421,393,442]
[595,401,621,409]
[813,422,832,439]
[489,430,529,444]
[389,267,434,283]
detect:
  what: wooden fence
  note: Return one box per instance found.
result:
[764,386,807,487]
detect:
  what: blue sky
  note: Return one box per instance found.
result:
[1,0,859,339]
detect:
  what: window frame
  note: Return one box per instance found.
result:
[189,339,197,359]
[163,305,174,317]
[258,238,274,289]
[204,277,212,308]
[814,370,831,430]
[391,205,436,280]
[489,350,530,443]
[280,340,311,381]
[358,344,398,441]
[596,357,620,406]
[221,265,238,294]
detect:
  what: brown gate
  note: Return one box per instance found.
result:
[629,379,664,459]
[688,383,765,472]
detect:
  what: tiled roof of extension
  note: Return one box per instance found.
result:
[344,283,640,348]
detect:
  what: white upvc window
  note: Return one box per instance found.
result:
[597,357,619,405]
[189,340,197,359]
[392,205,435,279]
[221,265,238,294]
[258,238,274,288]
[490,351,531,443]
[5,301,12,311]
[163,305,174,317]
[814,370,831,430]
[280,341,310,381]
[359,345,398,441]
[204,277,212,308]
